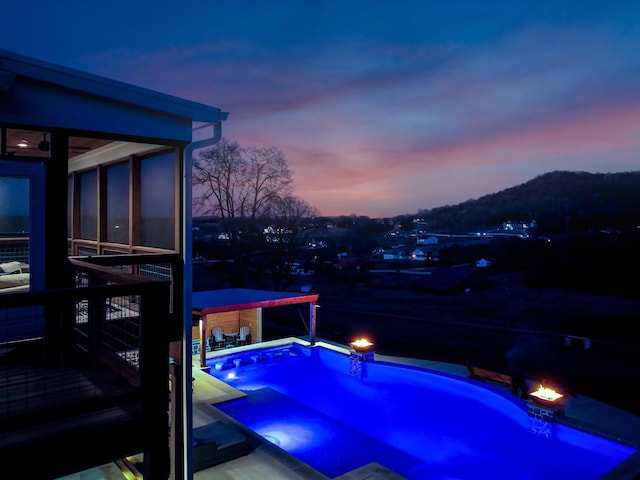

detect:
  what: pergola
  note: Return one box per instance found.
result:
[192,288,319,367]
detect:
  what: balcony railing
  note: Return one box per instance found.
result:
[0,236,29,265]
[0,254,178,479]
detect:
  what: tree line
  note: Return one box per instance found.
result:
[192,138,318,290]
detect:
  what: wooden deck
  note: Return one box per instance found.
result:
[0,364,138,428]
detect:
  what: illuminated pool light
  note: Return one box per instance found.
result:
[255,421,328,453]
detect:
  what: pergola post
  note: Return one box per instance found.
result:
[310,301,316,345]
[199,315,207,369]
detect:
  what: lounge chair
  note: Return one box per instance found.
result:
[237,326,251,346]
[209,327,225,350]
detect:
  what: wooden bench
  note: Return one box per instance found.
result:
[466,361,516,393]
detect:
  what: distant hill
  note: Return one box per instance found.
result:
[409,171,640,234]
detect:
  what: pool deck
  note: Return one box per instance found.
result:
[59,338,640,479]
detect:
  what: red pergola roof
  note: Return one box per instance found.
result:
[192,288,318,315]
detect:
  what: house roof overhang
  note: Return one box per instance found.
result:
[192,288,319,316]
[0,49,228,142]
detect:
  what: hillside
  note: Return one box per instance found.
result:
[406,171,640,234]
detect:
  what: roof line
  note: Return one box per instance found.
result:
[195,294,319,314]
[0,49,228,123]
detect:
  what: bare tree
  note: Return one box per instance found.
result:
[193,139,294,241]
[192,138,243,240]
[193,139,319,290]
[243,146,293,222]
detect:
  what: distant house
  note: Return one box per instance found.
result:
[383,249,400,261]
[383,247,408,261]
[409,248,427,261]
[416,236,439,245]
[383,247,426,262]
[476,258,493,268]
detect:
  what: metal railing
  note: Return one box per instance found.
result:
[0,236,29,264]
[0,254,177,478]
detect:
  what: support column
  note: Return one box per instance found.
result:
[310,301,316,345]
[199,316,207,369]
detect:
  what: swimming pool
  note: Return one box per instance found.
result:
[206,341,636,479]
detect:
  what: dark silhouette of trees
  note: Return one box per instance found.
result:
[264,196,318,291]
[411,171,640,235]
[192,138,294,244]
[192,138,318,290]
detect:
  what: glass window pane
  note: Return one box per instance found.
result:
[0,161,46,338]
[0,176,29,235]
[0,175,30,294]
[79,171,97,240]
[106,163,129,244]
[140,153,175,249]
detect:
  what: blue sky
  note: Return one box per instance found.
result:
[3,1,640,217]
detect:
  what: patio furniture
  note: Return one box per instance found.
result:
[223,332,239,348]
[0,261,23,274]
[466,360,517,394]
[237,326,251,346]
[209,327,225,350]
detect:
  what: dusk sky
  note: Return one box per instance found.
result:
[3,1,640,217]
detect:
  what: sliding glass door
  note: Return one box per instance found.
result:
[0,160,45,294]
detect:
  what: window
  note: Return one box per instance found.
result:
[0,176,29,236]
[106,163,129,244]
[0,174,30,294]
[0,159,45,295]
[79,170,97,240]
[68,147,179,254]
[140,153,175,249]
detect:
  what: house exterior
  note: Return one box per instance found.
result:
[383,249,403,261]
[0,50,227,479]
[476,258,493,268]
[416,236,438,245]
[382,247,427,262]
[410,248,427,261]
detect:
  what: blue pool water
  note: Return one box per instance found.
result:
[207,343,636,479]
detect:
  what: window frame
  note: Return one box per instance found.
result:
[68,146,180,256]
